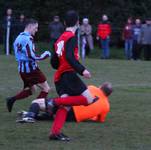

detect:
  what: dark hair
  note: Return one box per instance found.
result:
[101,82,113,96]
[64,10,79,27]
[25,18,38,27]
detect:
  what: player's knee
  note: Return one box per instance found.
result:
[31,98,45,111]
[47,86,51,93]
[42,85,51,93]
[82,89,94,104]
[24,88,32,95]
[86,97,94,104]
[31,100,40,105]
[31,86,37,93]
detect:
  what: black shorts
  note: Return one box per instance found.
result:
[55,71,87,96]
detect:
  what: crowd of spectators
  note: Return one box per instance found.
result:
[122,17,151,60]
[1,8,151,60]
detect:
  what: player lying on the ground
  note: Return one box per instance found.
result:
[16,82,112,123]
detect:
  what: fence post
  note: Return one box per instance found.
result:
[6,18,11,55]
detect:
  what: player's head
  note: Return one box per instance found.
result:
[6,8,12,16]
[83,18,89,25]
[24,19,38,36]
[20,14,25,21]
[127,17,133,24]
[135,18,141,25]
[99,82,113,96]
[102,14,108,21]
[64,10,79,27]
[53,15,60,22]
[146,18,151,25]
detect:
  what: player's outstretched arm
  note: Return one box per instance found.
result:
[26,41,51,61]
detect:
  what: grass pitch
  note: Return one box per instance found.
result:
[0,55,151,150]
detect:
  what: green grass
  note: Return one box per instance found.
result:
[0,55,151,150]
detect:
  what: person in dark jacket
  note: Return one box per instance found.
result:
[140,18,151,60]
[132,18,142,60]
[48,16,64,50]
[14,13,26,38]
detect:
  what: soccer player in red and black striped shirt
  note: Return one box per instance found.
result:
[47,10,97,141]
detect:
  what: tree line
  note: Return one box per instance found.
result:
[0,0,150,42]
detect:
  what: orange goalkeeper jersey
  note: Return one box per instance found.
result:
[73,85,110,123]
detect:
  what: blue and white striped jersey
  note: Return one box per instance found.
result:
[13,32,51,73]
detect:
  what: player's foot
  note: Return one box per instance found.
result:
[49,133,71,141]
[6,97,15,112]
[17,110,28,118]
[60,133,71,141]
[16,117,35,123]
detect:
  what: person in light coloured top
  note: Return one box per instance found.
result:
[80,18,94,58]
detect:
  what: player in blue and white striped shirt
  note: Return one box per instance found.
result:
[7,19,51,112]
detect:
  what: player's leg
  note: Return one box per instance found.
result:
[49,107,70,141]
[16,98,49,123]
[37,81,50,98]
[81,88,94,104]
[47,91,97,108]
[48,73,96,141]
[50,72,87,106]
[6,72,38,112]
[49,80,73,141]
[50,89,96,107]
[6,87,33,112]
[49,93,71,141]
[48,72,96,107]
[66,108,77,122]
[32,68,50,98]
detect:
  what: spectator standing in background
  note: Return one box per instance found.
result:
[2,8,15,54]
[140,18,151,60]
[132,18,142,60]
[122,18,133,60]
[80,18,94,58]
[15,14,26,38]
[97,14,111,59]
[48,16,64,50]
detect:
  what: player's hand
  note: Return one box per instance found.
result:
[40,51,51,60]
[82,69,91,78]
[96,36,99,40]
[44,51,51,57]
